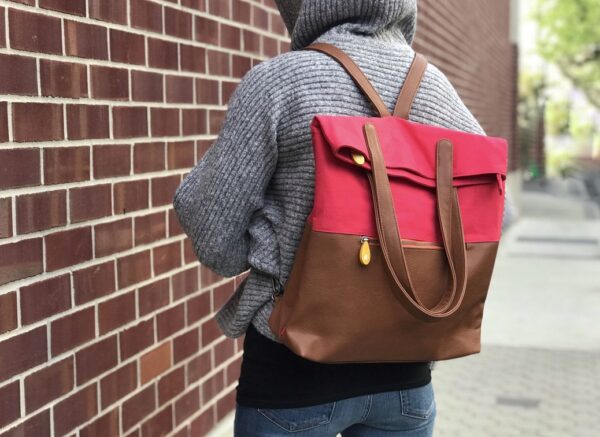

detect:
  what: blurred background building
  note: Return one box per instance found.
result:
[0,0,598,436]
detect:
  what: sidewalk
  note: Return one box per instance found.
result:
[210,185,600,437]
[432,187,600,436]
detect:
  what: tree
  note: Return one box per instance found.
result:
[533,0,600,108]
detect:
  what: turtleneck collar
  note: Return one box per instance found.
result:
[274,0,417,50]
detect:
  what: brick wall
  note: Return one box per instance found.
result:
[415,0,518,166]
[0,0,287,436]
[0,1,516,436]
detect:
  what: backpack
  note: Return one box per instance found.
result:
[268,43,508,363]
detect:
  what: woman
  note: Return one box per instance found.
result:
[173,1,513,435]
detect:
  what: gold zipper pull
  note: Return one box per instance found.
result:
[359,237,371,266]
[351,152,365,166]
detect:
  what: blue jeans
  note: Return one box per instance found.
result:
[234,382,436,436]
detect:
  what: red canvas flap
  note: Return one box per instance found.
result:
[312,115,508,186]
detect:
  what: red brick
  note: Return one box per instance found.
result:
[80,409,119,437]
[15,190,65,234]
[222,81,238,103]
[187,349,211,383]
[166,75,194,103]
[0,8,4,48]
[53,384,97,436]
[0,381,20,428]
[140,342,171,384]
[263,36,279,57]
[190,407,214,436]
[20,274,71,325]
[151,175,180,207]
[0,149,40,189]
[117,250,151,288]
[153,241,181,276]
[216,390,236,422]
[202,370,225,404]
[168,208,184,237]
[207,50,230,76]
[196,78,220,104]
[134,142,165,173]
[213,281,235,310]
[91,66,129,100]
[73,261,116,305]
[0,326,47,382]
[113,106,148,139]
[76,336,118,384]
[232,55,252,78]
[134,212,166,246]
[138,278,169,316]
[148,38,178,70]
[242,30,261,54]
[12,103,63,142]
[253,5,269,28]
[167,141,195,169]
[226,356,242,386]
[165,7,192,39]
[215,338,235,365]
[0,292,17,334]
[182,109,208,136]
[0,102,7,142]
[65,20,108,60]
[0,410,50,437]
[44,146,90,184]
[67,105,110,140]
[140,405,173,437]
[0,53,38,95]
[180,44,206,73]
[40,59,87,98]
[195,16,218,45]
[202,318,222,346]
[175,387,200,425]
[232,0,251,24]
[114,179,149,214]
[0,196,11,225]
[131,0,163,33]
[45,226,92,271]
[221,23,241,50]
[158,367,185,404]
[173,328,199,364]
[94,218,133,258]
[122,385,156,431]
[93,144,131,179]
[69,184,112,223]
[40,0,85,15]
[157,303,185,341]
[9,9,62,54]
[100,363,137,409]
[182,0,206,10]
[209,109,227,134]
[132,71,164,102]
[187,292,210,325]
[98,291,135,334]
[0,238,43,285]
[50,308,95,356]
[150,108,180,137]
[120,319,155,360]
[89,0,127,24]
[24,357,73,413]
[172,267,199,301]
[111,29,146,65]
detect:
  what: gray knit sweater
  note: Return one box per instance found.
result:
[173,0,513,344]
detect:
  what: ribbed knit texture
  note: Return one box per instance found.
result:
[172,0,513,346]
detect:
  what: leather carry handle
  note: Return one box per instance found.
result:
[363,123,468,318]
[305,43,428,120]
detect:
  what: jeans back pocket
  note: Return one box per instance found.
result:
[399,382,436,420]
[258,401,336,432]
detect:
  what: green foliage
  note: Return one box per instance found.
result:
[545,99,571,136]
[533,0,600,107]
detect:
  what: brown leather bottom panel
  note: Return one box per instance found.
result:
[268,221,499,363]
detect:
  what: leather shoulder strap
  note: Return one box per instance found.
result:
[304,42,428,120]
[304,43,391,117]
[393,52,428,119]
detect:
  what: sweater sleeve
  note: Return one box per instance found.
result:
[172,64,279,278]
